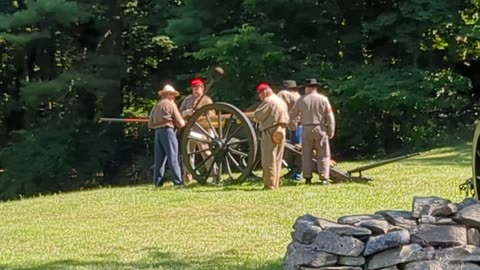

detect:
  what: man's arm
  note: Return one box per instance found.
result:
[278,91,294,111]
[288,101,301,131]
[325,100,335,139]
[179,96,188,112]
[172,103,186,129]
[179,96,192,117]
[202,96,216,119]
[253,101,270,123]
[148,106,157,129]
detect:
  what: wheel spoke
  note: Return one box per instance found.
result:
[193,122,215,141]
[225,125,243,143]
[216,160,223,183]
[227,138,249,146]
[225,155,234,178]
[205,158,217,182]
[227,152,243,170]
[229,148,248,157]
[217,110,223,139]
[194,153,215,170]
[223,115,236,139]
[187,136,211,144]
[205,112,219,138]
[187,148,211,156]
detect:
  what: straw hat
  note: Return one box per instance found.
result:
[158,84,180,97]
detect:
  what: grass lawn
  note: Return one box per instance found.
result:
[0,142,473,270]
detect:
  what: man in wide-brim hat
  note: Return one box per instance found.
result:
[289,78,335,185]
[149,84,185,188]
[277,80,303,181]
[157,84,181,97]
[302,78,321,87]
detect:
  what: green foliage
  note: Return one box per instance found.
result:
[327,65,471,156]
[0,0,91,30]
[21,70,117,106]
[0,30,50,44]
[0,120,114,200]
[1,0,480,200]
[0,0,17,14]
[166,0,244,46]
[364,0,465,64]
[192,25,290,108]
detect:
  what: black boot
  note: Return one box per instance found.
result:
[305,177,312,185]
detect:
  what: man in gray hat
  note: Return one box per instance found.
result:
[290,79,335,185]
[277,80,302,181]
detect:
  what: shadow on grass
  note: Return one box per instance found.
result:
[0,250,283,270]
[149,170,373,193]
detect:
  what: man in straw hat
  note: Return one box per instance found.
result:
[148,84,185,187]
[290,78,335,185]
[254,83,289,190]
[179,77,216,183]
[277,80,303,181]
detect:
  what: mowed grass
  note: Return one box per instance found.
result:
[0,143,473,270]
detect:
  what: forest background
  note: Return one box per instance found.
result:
[0,0,479,200]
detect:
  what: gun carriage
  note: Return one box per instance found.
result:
[101,102,419,185]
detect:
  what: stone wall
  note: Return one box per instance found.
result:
[284,196,480,270]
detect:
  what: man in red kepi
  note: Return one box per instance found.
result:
[179,77,216,183]
[254,83,289,190]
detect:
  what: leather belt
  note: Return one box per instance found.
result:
[261,123,287,133]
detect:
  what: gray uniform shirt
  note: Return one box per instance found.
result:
[291,92,335,136]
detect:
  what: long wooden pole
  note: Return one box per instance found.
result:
[100,111,256,124]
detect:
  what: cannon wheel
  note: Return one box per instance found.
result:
[472,122,480,198]
[180,102,258,185]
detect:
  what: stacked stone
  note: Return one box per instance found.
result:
[284,196,480,270]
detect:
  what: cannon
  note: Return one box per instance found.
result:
[469,121,480,197]
[101,102,419,185]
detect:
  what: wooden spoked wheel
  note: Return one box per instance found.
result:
[180,102,258,185]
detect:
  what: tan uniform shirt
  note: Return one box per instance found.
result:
[277,90,301,112]
[278,90,301,126]
[291,92,335,135]
[180,95,213,112]
[254,94,289,132]
[148,99,185,129]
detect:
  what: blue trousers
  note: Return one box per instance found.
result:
[153,127,183,186]
[289,126,303,180]
[290,126,303,145]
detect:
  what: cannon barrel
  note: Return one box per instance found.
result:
[347,152,421,174]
